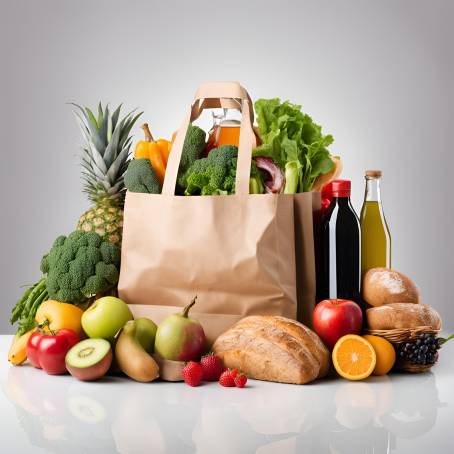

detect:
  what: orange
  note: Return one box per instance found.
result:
[363,335,396,375]
[332,334,376,381]
[35,300,84,337]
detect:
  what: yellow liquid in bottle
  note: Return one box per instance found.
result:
[360,201,391,272]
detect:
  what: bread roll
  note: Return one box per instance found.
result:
[362,268,420,307]
[212,316,330,385]
[366,303,441,330]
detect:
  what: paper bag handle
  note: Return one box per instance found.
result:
[162,82,256,196]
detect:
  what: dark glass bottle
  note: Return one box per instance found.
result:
[319,180,362,308]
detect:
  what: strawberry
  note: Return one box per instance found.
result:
[182,361,203,387]
[234,373,248,388]
[219,370,235,387]
[200,354,224,381]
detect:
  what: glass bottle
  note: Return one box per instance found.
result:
[360,170,391,273]
[319,180,362,306]
[205,105,260,155]
[205,108,241,154]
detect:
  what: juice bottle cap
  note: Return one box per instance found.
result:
[365,170,382,177]
[323,179,351,198]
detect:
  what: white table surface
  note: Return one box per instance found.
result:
[0,334,453,454]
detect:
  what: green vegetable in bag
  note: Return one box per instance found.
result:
[177,124,207,191]
[125,158,161,194]
[253,98,334,192]
[184,145,263,195]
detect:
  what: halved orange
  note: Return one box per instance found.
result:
[332,334,377,381]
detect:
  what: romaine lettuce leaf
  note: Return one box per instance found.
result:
[253,98,334,192]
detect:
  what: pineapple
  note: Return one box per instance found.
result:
[73,103,142,245]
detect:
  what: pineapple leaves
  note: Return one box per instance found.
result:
[82,150,106,180]
[71,101,141,204]
[85,108,98,128]
[98,104,110,150]
[110,104,122,132]
[71,104,105,154]
[104,110,141,168]
[106,146,130,185]
[103,118,124,168]
[97,102,104,128]
[119,111,143,149]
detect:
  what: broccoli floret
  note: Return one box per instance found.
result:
[40,230,121,303]
[184,145,264,195]
[124,158,161,194]
[184,145,237,195]
[176,124,206,191]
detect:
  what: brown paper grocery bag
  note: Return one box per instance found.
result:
[118,82,317,344]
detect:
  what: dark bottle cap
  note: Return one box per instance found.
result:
[323,179,351,198]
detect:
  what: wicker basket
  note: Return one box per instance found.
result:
[365,326,440,373]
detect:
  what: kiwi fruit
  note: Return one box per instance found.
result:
[66,338,112,381]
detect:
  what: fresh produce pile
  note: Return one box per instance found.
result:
[7,95,451,389]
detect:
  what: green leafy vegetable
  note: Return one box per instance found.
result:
[253,98,334,192]
[10,278,49,335]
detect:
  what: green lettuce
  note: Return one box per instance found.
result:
[253,98,334,192]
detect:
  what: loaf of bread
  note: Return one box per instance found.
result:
[212,316,330,385]
[362,268,420,307]
[366,303,441,330]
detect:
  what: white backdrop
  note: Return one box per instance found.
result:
[1,0,453,333]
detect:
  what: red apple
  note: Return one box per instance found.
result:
[313,299,363,350]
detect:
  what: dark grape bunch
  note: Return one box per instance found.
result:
[396,333,441,366]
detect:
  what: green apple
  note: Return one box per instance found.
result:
[82,296,133,340]
[133,318,157,354]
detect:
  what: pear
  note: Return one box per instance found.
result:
[115,318,159,382]
[155,297,206,361]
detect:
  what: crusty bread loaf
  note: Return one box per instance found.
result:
[366,303,441,330]
[362,268,420,307]
[212,316,330,385]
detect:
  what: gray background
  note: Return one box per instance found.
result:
[1,0,453,333]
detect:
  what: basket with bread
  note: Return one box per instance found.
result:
[363,268,444,373]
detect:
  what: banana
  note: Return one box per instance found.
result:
[8,330,34,366]
[115,320,159,382]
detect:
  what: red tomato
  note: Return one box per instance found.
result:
[313,299,363,350]
[27,332,43,369]
[26,329,79,375]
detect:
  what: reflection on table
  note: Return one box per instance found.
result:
[1,365,445,454]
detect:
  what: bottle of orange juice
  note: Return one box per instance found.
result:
[206,109,241,153]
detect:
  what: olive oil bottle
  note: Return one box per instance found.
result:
[360,170,391,273]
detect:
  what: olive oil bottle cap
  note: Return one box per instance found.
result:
[365,170,382,177]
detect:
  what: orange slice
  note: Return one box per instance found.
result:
[332,334,377,381]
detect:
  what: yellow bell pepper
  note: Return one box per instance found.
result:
[134,124,171,184]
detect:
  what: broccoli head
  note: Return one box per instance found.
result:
[40,230,121,303]
[184,145,264,195]
[124,158,161,194]
[176,124,207,191]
